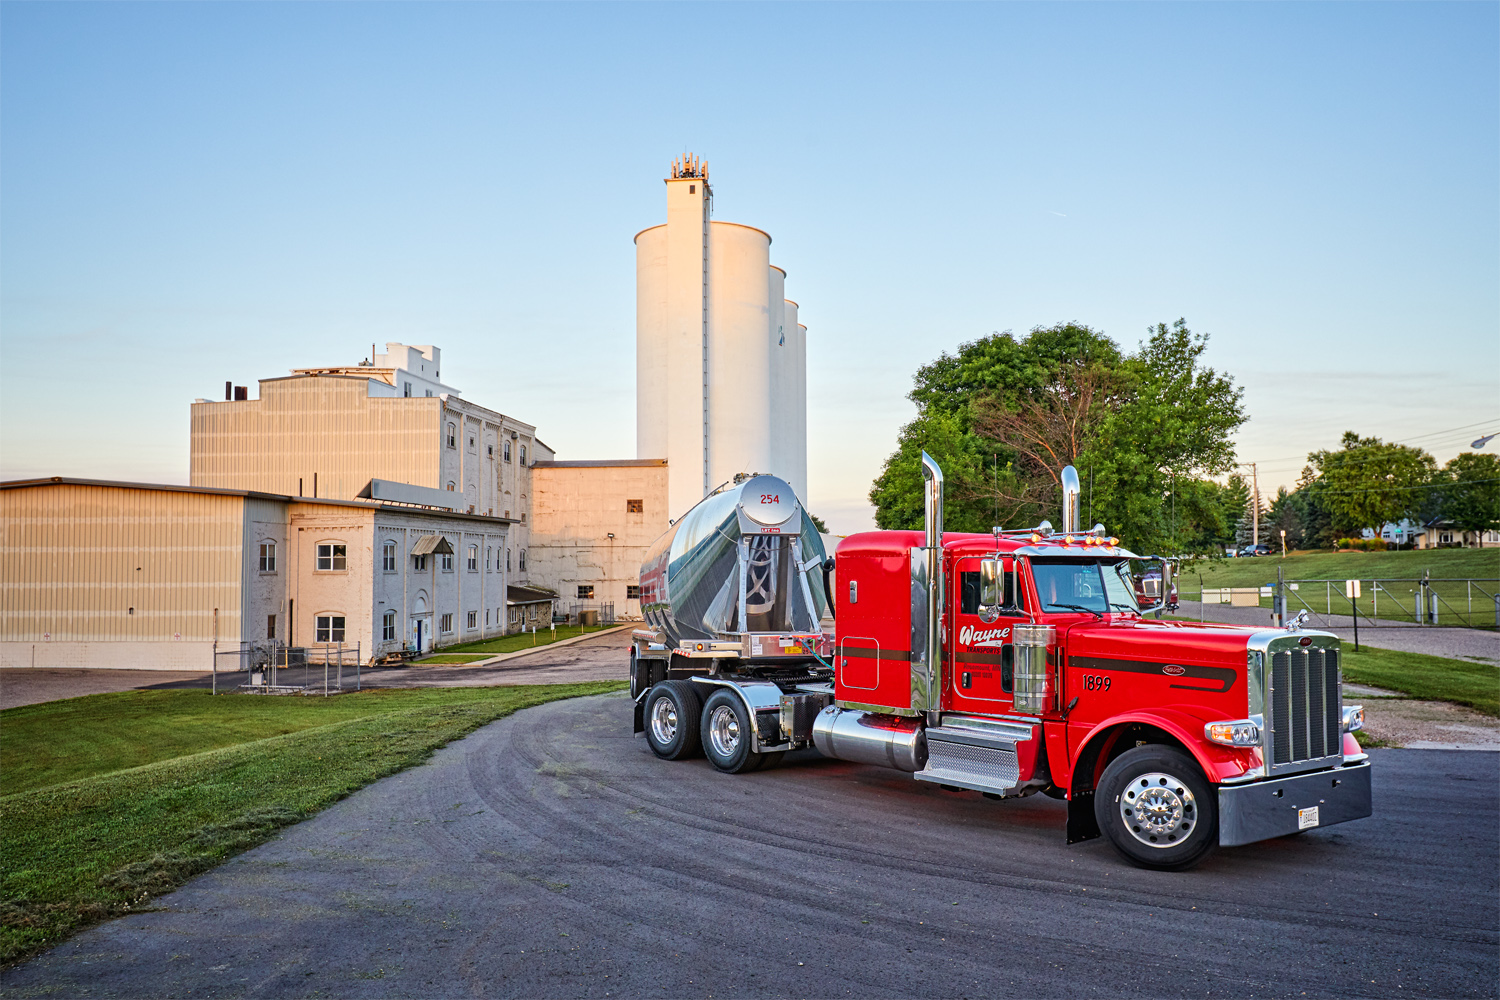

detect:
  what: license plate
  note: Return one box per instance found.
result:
[1298,806,1320,830]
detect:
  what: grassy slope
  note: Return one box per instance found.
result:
[1340,646,1498,716]
[0,682,624,966]
[1183,548,1499,589]
[431,623,620,657]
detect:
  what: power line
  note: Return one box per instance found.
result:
[1238,417,1499,465]
[1307,477,1500,496]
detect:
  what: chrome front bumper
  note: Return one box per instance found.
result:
[1217,760,1372,847]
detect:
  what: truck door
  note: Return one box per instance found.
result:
[949,556,1024,712]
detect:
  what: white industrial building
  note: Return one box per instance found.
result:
[635,154,808,520]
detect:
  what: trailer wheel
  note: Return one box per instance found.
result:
[1094,745,1218,871]
[700,689,772,774]
[643,681,703,760]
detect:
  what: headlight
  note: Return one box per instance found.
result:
[1342,705,1365,733]
[1205,720,1260,747]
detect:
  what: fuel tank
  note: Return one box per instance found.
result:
[638,475,828,646]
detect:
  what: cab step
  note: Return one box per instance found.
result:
[915,719,1037,798]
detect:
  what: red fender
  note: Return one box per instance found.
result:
[1067,708,1260,790]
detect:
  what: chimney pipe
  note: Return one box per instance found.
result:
[225,381,232,401]
[1061,465,1081,534]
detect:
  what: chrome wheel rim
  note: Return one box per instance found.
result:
[707,704,741,758]
[649,695,678,745]
[1120,771,1197,848]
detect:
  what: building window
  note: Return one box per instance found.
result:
[529,605,539,621]
[485,608,490,626]
[467,544,478,571]
[413,554,428,571]
[466,610,478,630]
[425,390,433,397]
[507,548,512,571]
[259,541,277,572]
[626,499,644,513]
[440,613,453,634]
[403,381,412,397]
[382,610,396,641]
[468,434,476,451]
[267,614,277,639]
[447,423,457,448]
[519,548,527,572]
[488,444,494,457]
[315,615,346,643]
[626,585,641,600]
[316,543,346,571]
[447,482,456,491]
[520,445,527,465]
[504,441,512,462]
[441,551,453,572]
[577,585,594,599]
[382,541,397,572]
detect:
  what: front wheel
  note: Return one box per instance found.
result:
[1094,745,1218,871]
[643,681,703,760]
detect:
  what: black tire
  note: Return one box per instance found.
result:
[699,689,773,774]
[1094,745,1218,871]
[643,680,703,760]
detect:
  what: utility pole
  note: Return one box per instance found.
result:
[1251,462,1260,547]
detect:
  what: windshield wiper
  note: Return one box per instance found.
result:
[1046,603,1102,620]
[1109,603,1139,615]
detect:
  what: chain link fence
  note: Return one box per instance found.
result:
[1189,576,1499,629]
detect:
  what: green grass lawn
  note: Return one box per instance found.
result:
[1339,645,1498,717]
[427,623,624,659]
[1180,548,1500,628]
[0,682,625,966]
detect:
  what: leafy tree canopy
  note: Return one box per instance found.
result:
[1303,433,1437,535]
[1433,452,1500,542]
[870,319,1246,554]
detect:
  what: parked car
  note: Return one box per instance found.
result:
[1239,543,1272,557]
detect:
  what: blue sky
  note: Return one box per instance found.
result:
[3,2,1496,532]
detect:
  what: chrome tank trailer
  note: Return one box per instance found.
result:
[638,475,829,647]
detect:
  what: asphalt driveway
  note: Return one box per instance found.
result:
[5,692,1495,998]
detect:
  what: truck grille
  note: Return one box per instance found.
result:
[1269,647,1342,769]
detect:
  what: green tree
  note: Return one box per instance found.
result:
[871,319,1246,554]
[1435,452,1500,546]
[1305,433,1437,536]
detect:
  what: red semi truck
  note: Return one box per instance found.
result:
[631,456,1371,870]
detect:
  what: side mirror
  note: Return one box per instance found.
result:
[978,558,1001,623]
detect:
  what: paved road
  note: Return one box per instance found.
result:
[1177,601,1500,663]
[0,631,633,710]
[6,693,1495,998]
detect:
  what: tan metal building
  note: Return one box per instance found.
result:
[1,478,520,670]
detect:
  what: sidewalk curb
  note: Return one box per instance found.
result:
[425,625,633,670]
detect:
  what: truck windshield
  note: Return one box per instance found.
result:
[1031,559,1141,615]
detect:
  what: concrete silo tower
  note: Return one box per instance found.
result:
[636,156,808,520]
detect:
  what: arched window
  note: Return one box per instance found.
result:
[518,548,527,572]
[382,610,396,641]
[486,546,492,572]
[315,542,346,572]
[446,481,456,491]
[507,547,512,571]
[520,445,527,465]
[447,422,457,448]
[258,540,277,573]
[382,540,397,573]
[467,544,478,572]
[315,613,346,643]
[503,440,512,462]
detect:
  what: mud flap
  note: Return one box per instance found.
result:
[633,692,645,735]
[1067,789,1100,844]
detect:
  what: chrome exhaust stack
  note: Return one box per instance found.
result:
[1060,465,1081,535]
[913,451,945,716]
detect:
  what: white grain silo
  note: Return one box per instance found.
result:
[635,156,808,521]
